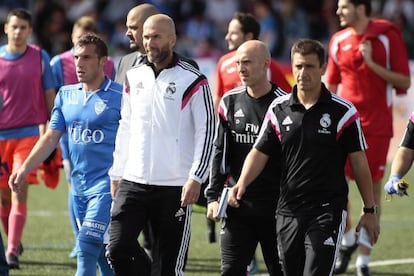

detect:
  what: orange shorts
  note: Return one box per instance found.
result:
[0,136,39,188]
[345,135,390,182]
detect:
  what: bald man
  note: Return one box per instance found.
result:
[205,40,285,276]
[114,4,159,84]
[107,14,215,276]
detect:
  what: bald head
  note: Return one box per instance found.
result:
[237,40,270,63]
[143,14,176,69]
[143,14,176,38]
[125,3,159,52]
[235,40,272,94]
[128,4,159,23]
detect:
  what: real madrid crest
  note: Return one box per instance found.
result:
[165,82,176,96]
[319,113,331,128]
[94,99,106,115]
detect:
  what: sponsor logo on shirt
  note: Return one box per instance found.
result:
[341,44,352,51]
[68,120,105,144]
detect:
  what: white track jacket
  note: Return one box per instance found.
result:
[109,56,215,186]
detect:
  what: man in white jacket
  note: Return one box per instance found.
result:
[106,14,215,276]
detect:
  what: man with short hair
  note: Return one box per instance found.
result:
[107,14,215,276]
[9,33,122,276]
[0,8,56,269]
[50,14,116,259]
[229,38,379,276]
[326,1,411,274]
[206,40,284,275]
[214,12,291,112]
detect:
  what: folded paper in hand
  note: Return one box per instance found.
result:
[216,187,230,219]
[357,227,372,249]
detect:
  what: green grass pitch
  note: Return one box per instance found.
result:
[3,165,414,275]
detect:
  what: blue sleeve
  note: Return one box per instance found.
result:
[50,54,64,89]
[41,49,57,91]
[49,88,66,131]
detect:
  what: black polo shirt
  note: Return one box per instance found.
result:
[255,84,367,216]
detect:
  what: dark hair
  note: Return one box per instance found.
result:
[232,12,260,40]
[291,39,326,66]
[76,34,108,58]
[7,8,32,26]
[349,0,372,16]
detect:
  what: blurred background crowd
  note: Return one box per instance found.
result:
[0,0,413,67]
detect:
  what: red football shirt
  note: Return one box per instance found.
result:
[214,50,291,99]
[326,19,410,137]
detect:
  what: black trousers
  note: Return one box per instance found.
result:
[276,209,346,276]
[220,214,283,276]
[107,179,191,276]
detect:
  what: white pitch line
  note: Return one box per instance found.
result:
[349,258,414,268]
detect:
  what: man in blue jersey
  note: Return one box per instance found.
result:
[0,8,56,269]
[9,34,122,276]
[50,14,116,259]
[107,14,215,276]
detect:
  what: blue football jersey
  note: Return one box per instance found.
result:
[49,78,122,196]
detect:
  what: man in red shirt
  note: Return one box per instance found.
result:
[213,12,291,112]
[326,0,411,275]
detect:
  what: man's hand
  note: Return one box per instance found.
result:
[356,212,380,246]
[111,180,120,199]
[181,179,201,207]
[228,184,246,208]
[206,201,219,221]
[384,174,409,196]
[8,168,27,193]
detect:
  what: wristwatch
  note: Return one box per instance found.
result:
[363,205,378,214]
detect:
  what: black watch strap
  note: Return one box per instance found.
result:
[363,205,378,214]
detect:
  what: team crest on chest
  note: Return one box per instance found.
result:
[166,82,176,95]
[318,113,332,134]
[94,99,106,115]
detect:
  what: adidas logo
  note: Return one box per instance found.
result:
[323,237,335,246]
[282,116,293,125]
[174,208,185,218]
[135,82,144,89]
[234,109,244,117]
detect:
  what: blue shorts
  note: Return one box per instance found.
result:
[71,191,112,244]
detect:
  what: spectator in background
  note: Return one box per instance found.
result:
[214,12,291,112]
[33,1,72,56]
[382,0,414,29]
[388,11,414,60]
[180,0,215,58]
[326,1,411,275]
[252,0,284,58]
[0,8,56,269]
[49,15,116,259]
[278,0,310,62]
